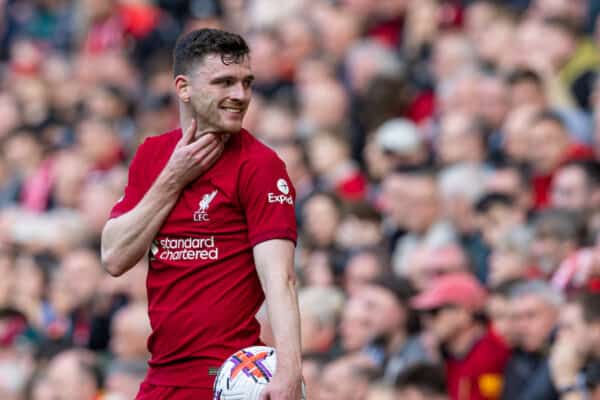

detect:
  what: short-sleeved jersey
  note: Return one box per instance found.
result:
[445,327,510,400]
[110,128,297,388]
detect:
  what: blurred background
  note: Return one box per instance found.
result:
[4,0,600,399]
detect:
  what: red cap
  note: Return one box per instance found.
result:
[411,273,487,311]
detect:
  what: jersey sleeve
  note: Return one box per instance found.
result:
[109,138,156,219]
[238,152,298,247]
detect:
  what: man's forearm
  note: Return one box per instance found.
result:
[254,240,302,377]
[264,277,302,374]
[101,173,181,276]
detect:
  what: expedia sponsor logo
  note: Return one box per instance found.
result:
[153,236,219,261]
[268,193,293,204]
[268,178,293,205]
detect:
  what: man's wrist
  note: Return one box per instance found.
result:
[274,355,302,377]
[156,169,184,196]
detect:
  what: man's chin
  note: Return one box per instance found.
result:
[221,123,243,134]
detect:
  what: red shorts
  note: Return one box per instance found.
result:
[136,381,213,400]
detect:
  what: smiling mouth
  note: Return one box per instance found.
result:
[221,106,244,114]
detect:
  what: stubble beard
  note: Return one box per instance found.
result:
[193,102,244,135]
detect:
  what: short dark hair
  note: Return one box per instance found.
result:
[532,109,566,129]
[395,364,447,395]
[507,68,543,87]
[172,28,250,77]
[475,192,515,214]
[369,275,421,334]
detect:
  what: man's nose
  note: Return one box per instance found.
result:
[229,82,250,101]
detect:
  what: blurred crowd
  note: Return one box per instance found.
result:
[5,0,600,399]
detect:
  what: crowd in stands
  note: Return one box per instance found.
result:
[4,0,600,399]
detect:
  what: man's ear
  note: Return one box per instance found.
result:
[174,75,191,103]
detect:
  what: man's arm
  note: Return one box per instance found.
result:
[254,239,302,400]
[101,175,182,277]
[102,120,223,276]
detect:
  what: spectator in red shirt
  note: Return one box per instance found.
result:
[527,110,594,209]
[412,272,510,400]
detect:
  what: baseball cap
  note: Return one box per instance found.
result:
[375,118,422,155]
[411,272,487,312]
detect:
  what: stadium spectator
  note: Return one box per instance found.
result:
[3,0,600,398]
[394,363,449,400]
[532,208,584,278]
[343,249,387,296]
[550,160,600,212]
[318,355,373,400]
[488,226,535,286]
[298,286,344,356]
[353,276,431,384]
[527,110,594,208]
[436,113,486,166]
[391,170,456,275]
[502,281,564,400]
[412,273,510,400]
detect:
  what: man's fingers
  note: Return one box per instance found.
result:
[178,118,197,147]
[195,141,224,169]
[188,132,221,152]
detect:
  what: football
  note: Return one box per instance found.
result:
[213,346,305,400]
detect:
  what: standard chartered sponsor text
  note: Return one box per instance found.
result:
[158,236,219,261]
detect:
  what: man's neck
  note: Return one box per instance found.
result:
[447,323,485,357]
[386,330,407,354]
[179,109,233,143]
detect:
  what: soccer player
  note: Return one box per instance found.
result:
[101,29,303,400]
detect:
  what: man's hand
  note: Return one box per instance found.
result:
[549,334,586,389]
[162,118,225,190]
[260,373,303,400]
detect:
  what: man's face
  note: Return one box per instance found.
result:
[510,81,545,109]
[61,250,102,307]
[531,234,570,275]
[528,120,569,174]
[478,204,521,247]
[437,114,482,165]
[511,295,557,352]
[422,305,468,343]
[380,173,410,227]
[403,176,439,234]
[340,298,373,352]
[302,195,340,247]
[355,285,404,337]
[319,360,369,400]
[344,253,382,296]
[487,295,515,345]
[551,165,590,211]
[186,53,253,134]
[489,247,527,287]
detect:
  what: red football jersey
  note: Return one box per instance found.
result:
[445,327,510,400]
[110,128,297,388]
